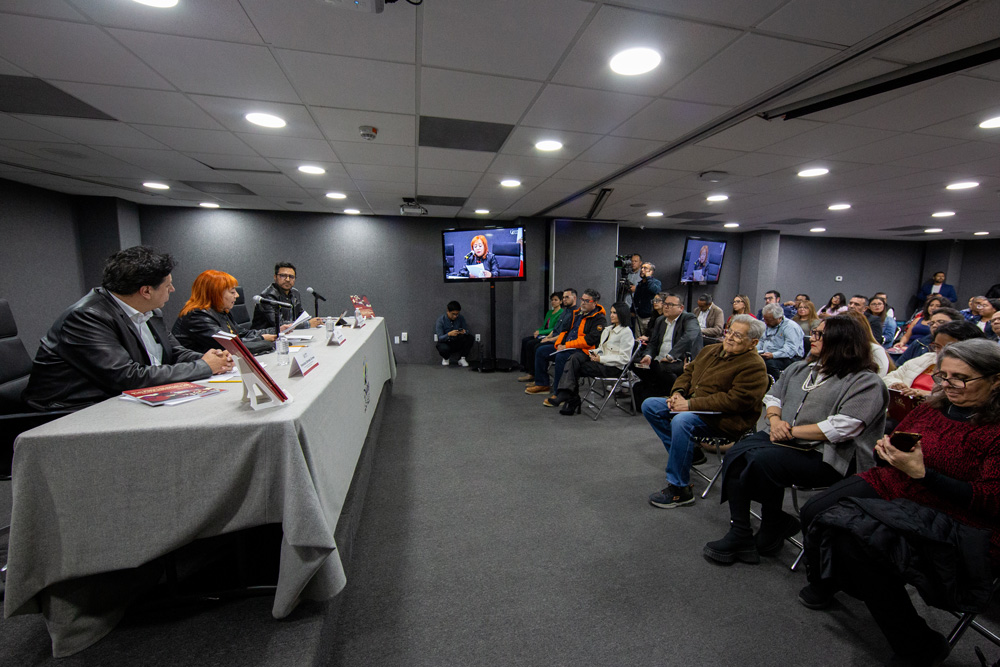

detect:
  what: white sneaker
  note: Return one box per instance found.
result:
[442,358,450,366]
[458,357,469,367]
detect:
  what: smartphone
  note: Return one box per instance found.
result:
[889,431,921,452]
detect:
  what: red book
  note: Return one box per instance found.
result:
[212,332,288,402]
[122,382,223,406]
[350,295,375,318]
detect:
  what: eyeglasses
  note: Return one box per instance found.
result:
[653,298,663,304]
[580,298,595,304]
[663,302,682,309]
[930,372,990,388]
[276,273,296,280]
[722,329,748,342]
[811,330,825,340]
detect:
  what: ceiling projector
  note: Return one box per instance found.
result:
[400,200,427,216]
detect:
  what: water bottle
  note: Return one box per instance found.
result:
[354,307,363,323]
[325,316,334,334]
[276,333,290,365]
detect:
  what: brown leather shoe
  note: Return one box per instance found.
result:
[525,385,551,394]
[542,397,558,407]
[517,374,534,382]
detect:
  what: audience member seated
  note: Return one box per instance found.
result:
[642,315,769,509]
[547,301,634,414]
[872,291,895,321]
[990,311,1000,344]
[867,295,897,348]
[632,293,703,406]
[518,291,564,380]
[843,310,891,377]
[847,294,884,345]
[884,321,984,401]
[959,296,981,323]
[817,292,848,319]
[792,300,821,347]
[694,293,725,343]
[757,303,804,378]
[797,339,1000,667]
[915,270,958,304]
[782,293,810,309]
[527,289,606,395]
[894,295,951,353]
[173,270,276,354]
[974,297,1000,340]
[435,300,473,367]
[23,246,233,411]
[756,290,796,320]
[632,262,662,336]
[726,294,754,329]
[893,305,960,364]
[703,316,887,565]
[521,289,577,383]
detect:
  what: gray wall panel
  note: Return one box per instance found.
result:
[553,220,617,309]
[955,239,1000,305]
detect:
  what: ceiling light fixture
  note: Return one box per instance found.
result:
[946,181,978,190]
[535,140,563,151]
[974,231,990,236]
[724,222,740,228]
[500,179,521,187]
[132,0,178,7]
[809,227,826,233]
[199,202,220,208]
[924,228,943,233]
[979,116,1000,129]
[475,209,490,215]
[298,165,325,175]
[828,203,851,210]
[325,192,347,199]
[344,208,361,215]
[646,211,663,217]
[798,168,829,178]
[143,181,169,190]
[610,47,662,76]
[706,194,729,202]
[932,211,955,217]
[245,112,286,128]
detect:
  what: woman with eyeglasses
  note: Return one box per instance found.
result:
[173,270,277,353]
[867,295,897,348]
[797,338,1000,666]
[883,321,984,400]
[703,315,887,565]
[895,294,951,350]
[726,294,753,330]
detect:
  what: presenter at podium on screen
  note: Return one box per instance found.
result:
[458,235,500,278]
[683,244,710,283]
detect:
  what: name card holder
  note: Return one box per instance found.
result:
[236,357,291,411]
[288,348,319,377]
[327,328,347,346]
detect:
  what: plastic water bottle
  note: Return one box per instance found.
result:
[276,333,290,365]
[325,316,334,334]
[354,307,363,323]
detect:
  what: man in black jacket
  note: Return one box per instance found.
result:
[250,262,324,333]
[633,293,703,405]
[632,262,662,336]
[23,246,232,411]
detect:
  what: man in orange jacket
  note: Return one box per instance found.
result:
[527,288,607,394]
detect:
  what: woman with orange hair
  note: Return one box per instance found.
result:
[459,234,500,278]
[172,270,276,353]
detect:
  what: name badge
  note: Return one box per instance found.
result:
[289,348,318,377]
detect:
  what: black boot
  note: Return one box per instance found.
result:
[560,396,582,415]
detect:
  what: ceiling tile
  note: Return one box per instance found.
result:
[418,147,495,172]
[915,109,1000,144]
[613,167,690,187]
[96,147,217,179]
[0,114,75,143]
[759,123,898,158]
[311,108,415,146]
[521,84,653,134]
[185,153,277,172]
[349,180,414,195]
[276,49,414,113]
[343,164,415,183]
[53,83,224,130]
[609,0,786,28]
[707,152,809,177]
[827,133,966,164]
[130,125,256,155]
[235,135,338,161]
[14,117,167,149]
[420,69,541,124]
[0,57,30,77]
[648,145,745,171]
[188,96,324,139]
[552,160,622,181]
[330,141,414,167]
[697,116,822,152]
[876,1,1000,63]
[837,76,1000,132]
[79,0,262,43]
[887,141,1000,170]
[611,97,729,142]
[111,30,298,102]
[487,154,570,179]
[0,1,84,21]
[499,126,602,160]
[576,136,663,165]
[758,0,932,46]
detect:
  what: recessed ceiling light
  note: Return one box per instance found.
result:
[298,165,325,175]
[706,194,728,202]
[646,211,664,217]
[974,231,990,236]
[199,202,220,208]
[828,203,851,210]
[809,227,826,233]
[979,116,1000,129]
[724,222,740,228]
[344,208,361,215]
[500,179,521,187]
[610,47,662,76]
[924,228,943,233]
[143,181,169,190]
[325,192,347,199]
[132,0,178,7]
[535,140,563,151]
[932,211,955,217]
[798,168,829,178]
[475,209,490,215]
[946,181,978,190]
[245,112,286,128]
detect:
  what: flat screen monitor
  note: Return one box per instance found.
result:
[679,237,727,285]
[442,227,525,282]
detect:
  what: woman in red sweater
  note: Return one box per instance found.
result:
[796,338,1000,667]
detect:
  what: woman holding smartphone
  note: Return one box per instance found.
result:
[797,338,1000,666]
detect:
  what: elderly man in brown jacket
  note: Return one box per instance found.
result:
[642,314,770,508]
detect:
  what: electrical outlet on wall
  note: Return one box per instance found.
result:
[394,336,399,344]
[433,334,438,342]
[835,276,843,282]
[475,334,481,342]
[401,332,408,342]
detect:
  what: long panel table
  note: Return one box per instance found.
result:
[4,318,395,656]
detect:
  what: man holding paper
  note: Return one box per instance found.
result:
[641,314,769,508]
[250,261,324,333]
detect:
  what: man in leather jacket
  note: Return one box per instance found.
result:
[250,262,324,334]
[23,246,233,411]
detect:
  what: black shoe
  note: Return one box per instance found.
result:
[703,531,760,565]
[887,631,950,667]
[648,483,695,508]
[756,512,802,556]
[798,583,836,610]
[690,447,708,466]
[559,397,582,415]
[548,390,573,407]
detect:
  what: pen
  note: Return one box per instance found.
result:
[208,379,243,383]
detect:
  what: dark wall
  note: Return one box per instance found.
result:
[951,239,1000,304]
[553,220,618,308]
[0,179,85,356]
[140,207,548,364]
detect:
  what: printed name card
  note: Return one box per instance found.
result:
[327,328,347,346]
[289,348,318,377]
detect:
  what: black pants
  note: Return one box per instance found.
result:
[557,353,620,394]
[436,333,473,360]
[520,335,543,373]
[632,359,683,405]
[764,356,799,378]
[800,477,946,661]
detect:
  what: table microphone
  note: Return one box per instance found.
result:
[306,287,327,301]
[253,295,292,308]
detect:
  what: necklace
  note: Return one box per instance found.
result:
[801,363,829,392]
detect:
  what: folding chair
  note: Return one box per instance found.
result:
[947,577,1000,649]
[580,340,643,421]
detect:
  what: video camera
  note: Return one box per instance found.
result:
[613,253,635,269]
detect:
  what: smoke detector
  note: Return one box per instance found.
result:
[400,199,427,216]
[359,125,378,141]
[698,170,729,183]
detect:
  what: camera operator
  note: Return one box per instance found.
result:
[633,261,662,336]
[623,253,641,307]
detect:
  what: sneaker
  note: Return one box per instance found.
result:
[648,484,695,509]
[525,385,551,394]
[517,374,534,382]
[797,583,836,610]
[441,358,450,366]
[458,357,469,367]
[690,447,708,466]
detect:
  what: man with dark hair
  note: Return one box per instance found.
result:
[23,246,233,411]
[695,293,725,341]
[756,290,796,320]
[527,288,606,394]
[435,301,473,367]
[848,294,884,344]
[632,262,662,336]
[624,253,642,309]
[519,288,577,382]
[250,261,323,333]
[895,307,962,364]
[632,293,704,406]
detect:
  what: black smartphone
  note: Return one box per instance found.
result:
[889,431,921,452]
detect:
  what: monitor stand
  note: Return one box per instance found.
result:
[473,280,517,373]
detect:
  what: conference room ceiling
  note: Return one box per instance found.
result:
[0,0,998,240]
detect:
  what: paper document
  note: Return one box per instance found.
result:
[465,263,487,278]
[285,310,311,330]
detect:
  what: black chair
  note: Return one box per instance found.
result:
[231,286,252,330]
[947,577,1000,649]
[493,242,522,277]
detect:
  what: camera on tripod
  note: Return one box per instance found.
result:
[613,253,634,269]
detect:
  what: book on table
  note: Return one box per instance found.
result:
[121,382,224,406]
[212,331,289,402]
[349,295,375,318]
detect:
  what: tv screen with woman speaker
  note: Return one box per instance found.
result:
[679,237,727,285]
[442,227,525,282]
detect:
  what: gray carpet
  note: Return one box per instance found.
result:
[327,365,992,667]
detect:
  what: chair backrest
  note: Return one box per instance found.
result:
[0,299,33,414]
[493,242,522,277]
[444,243,455,274]
[231,286,252,328]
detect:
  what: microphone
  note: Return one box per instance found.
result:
[306,287,327,302]
[253,295,292,308]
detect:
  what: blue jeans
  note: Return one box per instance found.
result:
[641,398,712,488]
[533,342,556,385]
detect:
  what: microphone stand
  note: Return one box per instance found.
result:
[311,293,321,318]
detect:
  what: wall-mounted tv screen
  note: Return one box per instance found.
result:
[679,237,727,285]
[442,227,525,282]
